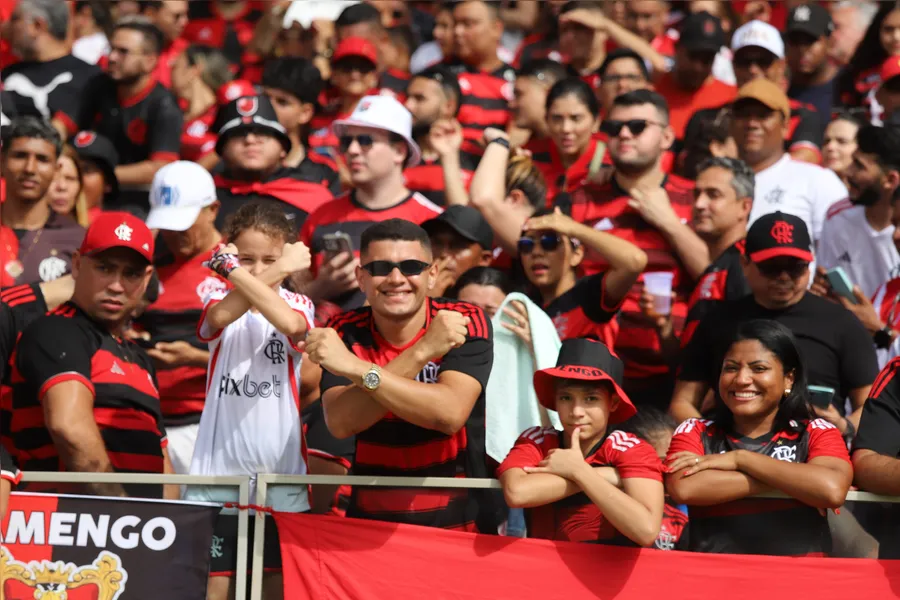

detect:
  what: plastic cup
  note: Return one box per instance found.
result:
[643,272,674,316]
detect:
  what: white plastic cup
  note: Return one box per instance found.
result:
[643,272,675,316]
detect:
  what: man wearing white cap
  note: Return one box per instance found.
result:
[683,19,823,165]
[301,95,442,311]
[137,160,227,475]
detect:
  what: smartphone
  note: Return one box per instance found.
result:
[132,337,156,349]
[322,232,353,257]
[826,267,858,304]
[808,385,836,409]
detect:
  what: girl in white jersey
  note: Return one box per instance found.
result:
[187,201,315,600]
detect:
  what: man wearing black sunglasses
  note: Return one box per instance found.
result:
[683,19,823,165]
[308,219,500,532]
[672,211,878,441]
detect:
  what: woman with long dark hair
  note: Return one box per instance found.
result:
[837,4,900,114]
[665,319,852,556]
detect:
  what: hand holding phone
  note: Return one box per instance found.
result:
[322,232,353,257]
[825,267,858,304]
[808,385,836,409]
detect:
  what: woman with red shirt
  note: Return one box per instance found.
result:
[837,4,900,114]
[666,320,852,556]
[498,338,664,546]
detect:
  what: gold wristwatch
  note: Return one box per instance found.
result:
[362,364,382,391]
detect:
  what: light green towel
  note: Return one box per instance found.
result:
[486,292,562,464]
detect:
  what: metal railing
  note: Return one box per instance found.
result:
[17,472,900,600]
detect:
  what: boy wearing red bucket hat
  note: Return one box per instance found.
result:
[497,338,664,545]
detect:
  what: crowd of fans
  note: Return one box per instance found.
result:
[7,0,900,596]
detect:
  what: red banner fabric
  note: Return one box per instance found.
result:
[275,512,900,600]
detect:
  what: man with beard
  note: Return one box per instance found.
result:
[565,89,708,410]
[817,125,900,300]
[0,117,84,286]
[54,17,183,217]
[670,212,877,440]
[403,65,478,207]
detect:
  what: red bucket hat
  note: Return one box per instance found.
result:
[533,338,637,424]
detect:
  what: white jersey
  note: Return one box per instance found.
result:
[817,200,900,299]
[186,286,315,512]
[750,154,848,243]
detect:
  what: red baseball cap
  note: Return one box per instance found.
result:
[79,212,154,263]
[332,37,378,66]
[881,56,900,85]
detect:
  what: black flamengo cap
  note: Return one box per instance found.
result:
[71,130,119,204]
[215,95,292,156]
[786,3,833,38]
[678,11,725,52]
[422,205,494,250]
[532,338,636,424]
[744,211,813,263]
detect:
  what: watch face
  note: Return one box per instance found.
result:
[364,370,380,388]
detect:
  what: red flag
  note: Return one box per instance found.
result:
[275,512,900,600]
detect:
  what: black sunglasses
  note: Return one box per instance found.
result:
[339,134,375,152]
[518,234,562,255]
[733,53,776,70]
[361,260,430,277]
[600,119,663,137]
[757,258,808,279]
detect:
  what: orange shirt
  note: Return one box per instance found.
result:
[653,72,736,140]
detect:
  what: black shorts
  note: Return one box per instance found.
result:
[208,513,282,576]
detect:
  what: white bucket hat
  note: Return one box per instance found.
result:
[146,161,217,232]
[332,95,422,167]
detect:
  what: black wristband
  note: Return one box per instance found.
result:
[842,418,856,443]
[488,137,510,150]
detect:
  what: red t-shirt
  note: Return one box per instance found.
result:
[154,37,189,88]
[498,426,662,542]
[654,72,736,139]
[181,103,218,162]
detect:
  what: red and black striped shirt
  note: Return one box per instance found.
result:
[566,175,695,379]
[681,241,749,348]
[183,1,262,68]
[544,272,621,349]
[446,60,515,149]
[0,283,47,456]
[13,302,167,498]
[136,249,228,427]
[379,68,411,102]
[319,298,495,531]
[403,151,479,207]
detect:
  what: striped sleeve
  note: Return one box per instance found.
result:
[602,431,663,481]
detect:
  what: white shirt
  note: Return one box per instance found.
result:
[186,286,315,512]
[817,200,900,299]
[750,154,848,243]
[72,32,109,65]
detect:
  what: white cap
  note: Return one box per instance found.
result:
[731,20,785,59]
[283,0,358,29]
[146,161,217,232]
[332,95,422,167]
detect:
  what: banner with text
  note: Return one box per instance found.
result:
[275,512,900,600]
[1,492,220,600]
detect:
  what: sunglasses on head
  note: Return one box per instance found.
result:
[518,234,562,255]
[361,260,430,277]
[600,119,662,137]
[756,258,809,279]
[339,134,375,153]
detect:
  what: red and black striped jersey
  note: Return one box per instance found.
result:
[854,357,900,458]
[183,1,263,67]
[379,68,411,102]
[214,161,337,232]
[300,191,442,309]
[402,151,479,207]
[513,33,563,68]
[668,417,849,556]
[136,249,228,427]
[681,241,749,347]
[497,426,662,542]
[0,443,20,486]
[446,60,516,149]
[657,500,689,551]
[565,175,695,379]
[181,103,218,163]
[0,283,47,456]
[12,302,167,498]
[544,272,621,349]
[320,298,496,531]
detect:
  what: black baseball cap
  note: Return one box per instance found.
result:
[533,338,636,424]
[422,206,494,250]
[786,3,833,39]
[745,212,813,263]
[71,130,119,205]
[678,12,725,52]
[216,95,292,156]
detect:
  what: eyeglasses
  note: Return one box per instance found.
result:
[756,258,809,279]
[339,134,375,152]
[600,119,665,137]
[518,234,562,255]
[361,260,430,277]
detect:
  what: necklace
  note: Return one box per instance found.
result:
[4,227,43,280]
